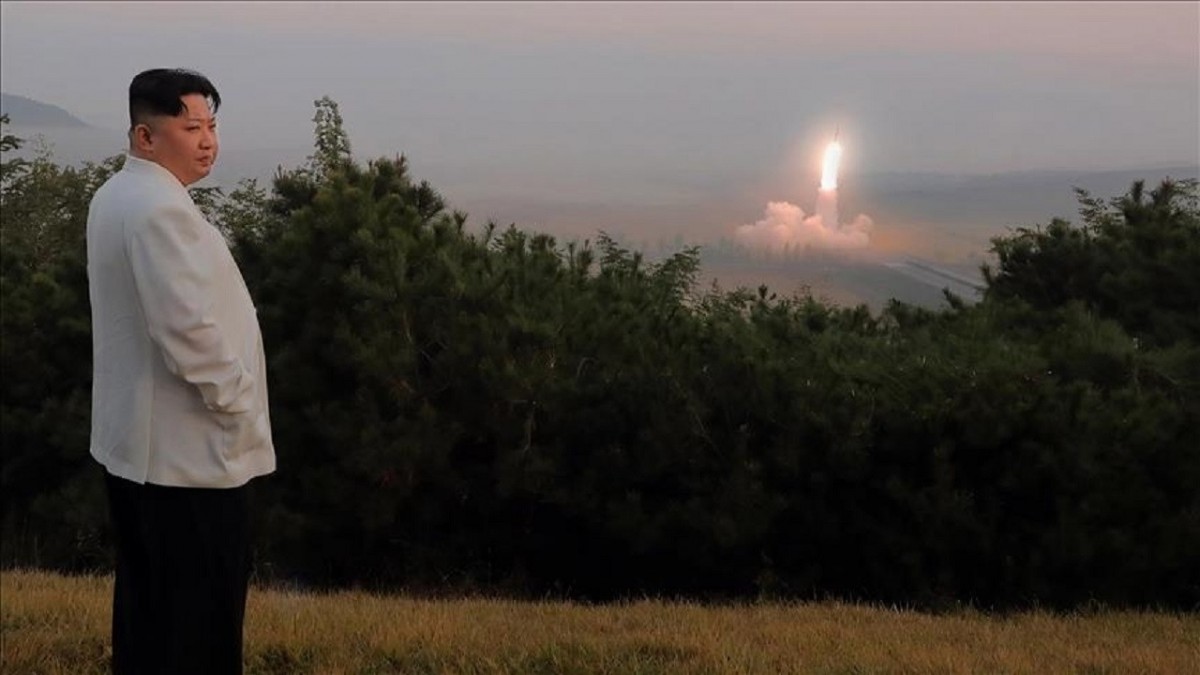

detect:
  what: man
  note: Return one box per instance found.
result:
[86,68,275,675]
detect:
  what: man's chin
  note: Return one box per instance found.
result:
[179,169,213,188]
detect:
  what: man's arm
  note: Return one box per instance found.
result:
[127,202,256,414]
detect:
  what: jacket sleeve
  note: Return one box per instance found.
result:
[127,201,256,414]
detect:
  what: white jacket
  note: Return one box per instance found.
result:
[86,154,275,488]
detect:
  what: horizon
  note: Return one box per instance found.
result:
[3,1,1197,271]
[6,93,1198,179]
[2,3,1196,172]
[4,91,1196,285]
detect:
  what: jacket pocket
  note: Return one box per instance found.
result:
[218,408,270,463]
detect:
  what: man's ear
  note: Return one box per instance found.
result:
[131,123,154,152]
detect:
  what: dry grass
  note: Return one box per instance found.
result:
[3,569,1197,674]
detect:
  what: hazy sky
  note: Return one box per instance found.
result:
[2,1,1198,242]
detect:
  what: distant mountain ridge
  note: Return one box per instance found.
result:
[1,92,89,128]
[856,166,1200,195]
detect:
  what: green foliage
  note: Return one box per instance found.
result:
[1,115,123,568]
[984,178,1200,347]
[309,95,352,180]
[2,106,1196,610]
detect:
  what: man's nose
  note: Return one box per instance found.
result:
[200,128,216,148]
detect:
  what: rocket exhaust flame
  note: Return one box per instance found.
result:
[820,140,842,191]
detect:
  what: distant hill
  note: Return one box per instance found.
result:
[1,93,89,128]
[849,166,1200,226]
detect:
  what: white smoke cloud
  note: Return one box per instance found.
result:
[735,199,873,254]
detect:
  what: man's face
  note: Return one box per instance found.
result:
[137,93,219,186]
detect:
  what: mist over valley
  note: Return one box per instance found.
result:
[5,93,1195,311]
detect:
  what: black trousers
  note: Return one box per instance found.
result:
[104,471,253,675]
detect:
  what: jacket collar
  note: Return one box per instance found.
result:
[123,154,188,190]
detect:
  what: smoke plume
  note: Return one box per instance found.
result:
[735,199,873,254]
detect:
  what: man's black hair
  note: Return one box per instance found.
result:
[129,68,221,129]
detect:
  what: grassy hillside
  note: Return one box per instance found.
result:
[3,570,1196,674]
